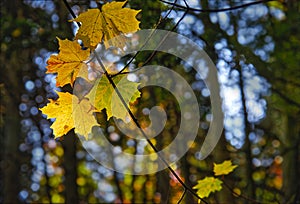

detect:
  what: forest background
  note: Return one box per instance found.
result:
[1,0,299,203]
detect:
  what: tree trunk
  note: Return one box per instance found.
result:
[282,115,299,203]
[0,0,25,201]
[55,1,80,203]
[212,134,236,203]
[1,85,21,203]
[61,132,79,204]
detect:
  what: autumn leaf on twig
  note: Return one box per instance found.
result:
[193,177,223,198]
[40,91,99,139]
[86,75,140,121]
[46,38,90,87]
[214,160,237,176]
[71,1,141,49]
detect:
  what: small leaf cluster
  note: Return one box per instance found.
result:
[193,160,237,199]
[40,1,141,139]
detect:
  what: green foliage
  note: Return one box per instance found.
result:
[2,0,299,203]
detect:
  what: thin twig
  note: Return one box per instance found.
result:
[177,188,187,204]
[110,28,157,77]
[271,87,300,109]
[159,0,275,13]
[62,0,80,27]
[222,179,267,204]
[114,0,190,76]
[111,0,179,77]
[94,50,208,204]
[140,0,189,67]
[274,77,300,88]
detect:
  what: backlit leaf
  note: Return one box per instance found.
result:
[46,38,90,87]
[193,177,223,198]
[40,91,99,139]
[214,160,237,176]
[267,0,287,11]
[86,75,140,121]
[71,1,141,49]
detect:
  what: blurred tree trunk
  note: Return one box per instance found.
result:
[198,1,237,201]
[0,0,27,202]
[54,1,79,203]
[239,67,255,202]
[277,1,300,202]
[61,133,79,204]
[282,115,299,203]
[1,60,21,203]
[268,1,300,202]
[212,133,236,203]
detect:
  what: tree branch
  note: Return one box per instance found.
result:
[111,0,186,77]
[159,0,275,13]
[94,51,207,203]
[222,179,263,204]
[271,87,300,109]
[177,188,187,204]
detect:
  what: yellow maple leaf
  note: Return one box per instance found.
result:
[213,160,237,176]
[46,38,90,87]
[86,75,140,121]
[71,1,141,49]
[40,91,99,139]
[193,177,223,198]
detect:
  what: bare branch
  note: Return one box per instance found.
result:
[177,188,187,204]
[159,0,275,13]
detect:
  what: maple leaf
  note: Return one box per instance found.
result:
[40,91,99,139]
[86,75,140,121]
[71,1,141,49]
[193,177,223,198]
[213,160,237,176]
[46,38,90,87]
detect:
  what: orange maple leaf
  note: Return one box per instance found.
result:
[46,38,90,87]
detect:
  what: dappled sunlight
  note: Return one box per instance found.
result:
[1,0,299,203]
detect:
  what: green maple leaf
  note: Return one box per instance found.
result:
[213,160,237,176]
[193,177,223,198]
[86,74,140,121]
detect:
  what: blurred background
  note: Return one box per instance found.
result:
[1,0,299,203]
